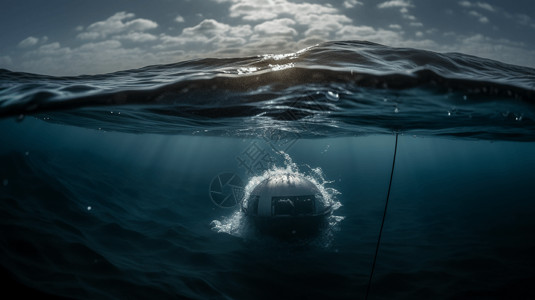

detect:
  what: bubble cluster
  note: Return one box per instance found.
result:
[211,152,343,246]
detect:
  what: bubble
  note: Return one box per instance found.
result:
[326,91,339,101]
[394,107,399,113]
[87,206,92,211]
[211,210,246,236]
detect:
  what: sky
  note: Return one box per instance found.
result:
[0,0,534,76]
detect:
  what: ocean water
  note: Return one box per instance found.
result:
[0,41,534,299]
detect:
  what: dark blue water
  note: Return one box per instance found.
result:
[1,41,534,299]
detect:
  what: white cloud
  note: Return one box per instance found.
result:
[158,19,251,53]
[459,1,496,24]
[442,34,535,67]
[335,25,404,46]
[378,1,419,25]
[78,40,122,52]
[227,0,339,22]
[302,15,352,38]
[459,1,471,8]
[459,1,495,12]
[377,0,413,9]
[182,19,251,40]
[38,42,63,52]
[117,32,158,42]
[10,2,535,76]
[20,40,165,75]
[18,36,39,48]
[77,32,101,40]
[254,19,297,36]
[76,12,158,40]
[460,1,535,30]
[475,2,495,12]
[344,0,363,9]
[213,0,353,43]
[156,0,355,56]
[469,10,489,23]
[149,0,349,54]
[175,15,185,23]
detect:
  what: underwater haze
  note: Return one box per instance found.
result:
[1,41,535,299]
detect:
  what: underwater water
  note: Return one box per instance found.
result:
[0,41,534,299]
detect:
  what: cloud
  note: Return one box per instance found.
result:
[460,1,535,30]
[442,34,535,67]
[18,36,39,48]
[377,0,413,9]
[475,2,495,12]
[459,1,471,8]
[158,19,251,53]
[344,0,363,9]
[211,0,353,43]
[302,15,352,38]
[500,10,535,29]
[77,32,101,40]
[226,0,339,22]
[38,42,60,51]
[175,15,185,23]
[77,12,158,40]
[458,1,495,12]
[9,4,412,75]
[116,32,158,42]
[378,0,420,25]
[158,0,354,54]
[20,40,165,75]
[254,19,297,36]
[335,25,404,46]
[182,19,251,41]
[469,10,489,23]
[9,2,535,76]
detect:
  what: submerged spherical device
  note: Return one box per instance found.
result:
[242,173,332,237]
